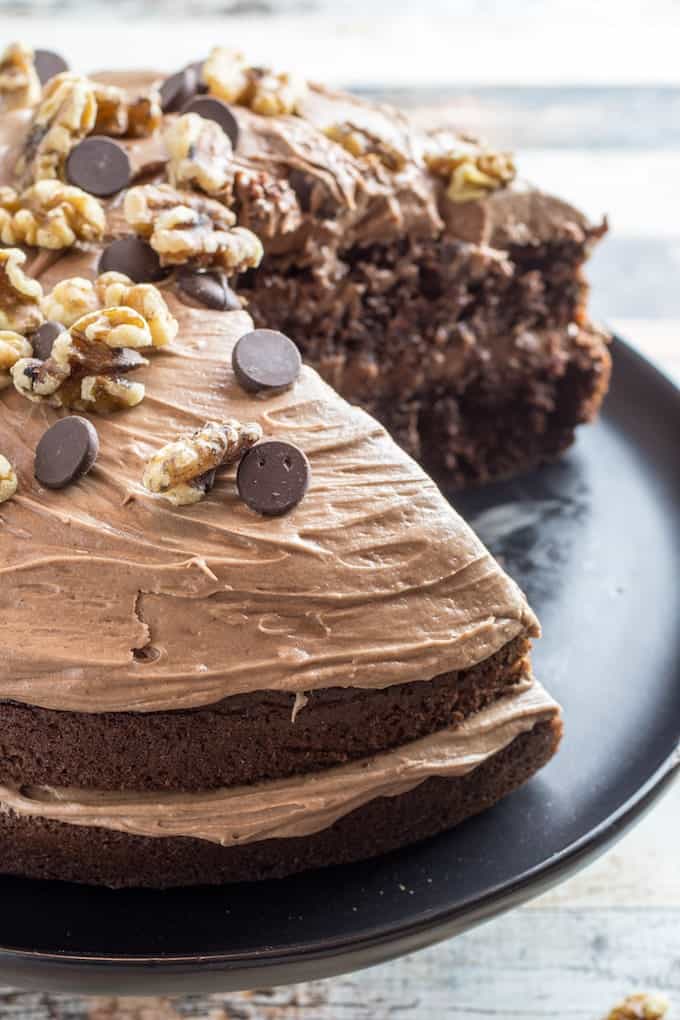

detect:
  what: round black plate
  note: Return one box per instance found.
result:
[1,336,679,994]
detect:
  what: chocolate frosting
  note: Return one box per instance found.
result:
[0,680,558,844]
[0,67,551,716]
[0,243,538,713]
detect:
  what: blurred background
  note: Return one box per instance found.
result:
[2,0,679,380]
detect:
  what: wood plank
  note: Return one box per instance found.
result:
[0,908,677,1018]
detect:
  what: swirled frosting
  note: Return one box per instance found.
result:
[0,680,558,845]
[0,243,538,714]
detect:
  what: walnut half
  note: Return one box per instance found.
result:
[0,454,18,504]
[0,180,106,249]
[15,72,97,188]
[0,248,43,334]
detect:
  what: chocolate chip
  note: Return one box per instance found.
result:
[34,416,99,490]
[65,136,131,197]
[160,65,200,114]
[176,268,240,311]
[237,441,310,516]
[232,329,301,394]
[181,96,239,149]
[99,237,166,283]
[28,321,64,361]
[33,49,69,86]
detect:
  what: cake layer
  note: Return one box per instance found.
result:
[0,680,558,844]
[0,635,529,792]
[0,717,562,888]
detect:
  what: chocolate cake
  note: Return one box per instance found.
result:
[0,45,563,888]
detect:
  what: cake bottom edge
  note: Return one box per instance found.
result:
[0,716,562,889]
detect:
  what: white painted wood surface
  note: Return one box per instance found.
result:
[0,7,678,1015]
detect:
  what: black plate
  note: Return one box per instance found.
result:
[1,336,679,994]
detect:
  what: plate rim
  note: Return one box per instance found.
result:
[0,334,678,979]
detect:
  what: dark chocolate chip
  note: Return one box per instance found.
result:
[65,136,131,197]
[98,237,166,283]
[28,320,65,361]
[193,468,217,497]
[232,329,302,394]
[34,416,99,490]
[33,49,69,86]
[160,66,199,114]
[180,96,239,149]
[237,440,310,516]
[175,268,240,311]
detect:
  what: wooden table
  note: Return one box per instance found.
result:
[0,11,678,1017]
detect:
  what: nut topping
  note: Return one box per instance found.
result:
[324,122,407,172]
[0,248,43,334]
[425,135,516,202]
[124,183,262,271]
[92,81,162,138]
[41,277,99,327]
[203,48,307,117]
[165,113,233,194]
[0,454,18,504]
[0,330,33,370]
[0,180,106,249]
[0,43,41,112]
[95,272,178,347]
[15,72,97,188]
[143,419,262,506]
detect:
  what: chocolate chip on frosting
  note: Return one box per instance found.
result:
[65,136,131,197]
[98,237,166,283]
[33,49,69,86]
[160,66,200,114]
[34,416,99,490]
[28,320,64,361]
[175,268,240,311]
[232,328,301,394]
[180,95,239,149]
[237,440,310,516]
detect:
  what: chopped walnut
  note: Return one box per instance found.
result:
[69,306,152,351]
[324,123,407,172]
[606,993,669,1020]
[0,180,106,249]
[0,454,18,504]
[124,182,235,237]
[96,272,178,348]
[0,43,41,112]
[202,48,251,105]
[0,330,33,370]
[15,72,97,187]
[165,113,234,194]
[143,419,262,506]
[425,136,516,202]
[203,48,306,116]
[12,306,151,406]
[0,248,43,334]
[154,207,262,271]
[41,276,99,326]
[75,375,146,413]
[11,356,67,401]
[93,81,162,138]
[125,183,261,271]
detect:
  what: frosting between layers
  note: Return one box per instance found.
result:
[0,680,559,845]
